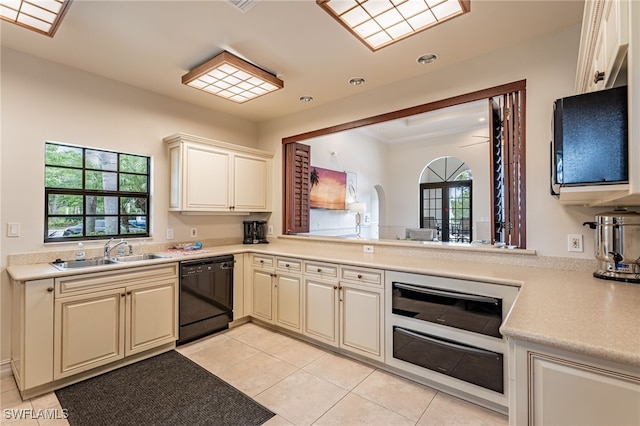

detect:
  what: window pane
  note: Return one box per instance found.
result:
[86,171,118,191]
[86,195,119,215]
[120,197,147,214]
[119,174,148,192]
[47,194,82,215]
[122,216,147,234]
[120,154,148,174]
[48,217,82,238]
[86,149,118,171]
[45,143,82,167]
[45,167,82,189]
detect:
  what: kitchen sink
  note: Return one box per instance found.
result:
[51,257,117,270]
[111,253,170,263]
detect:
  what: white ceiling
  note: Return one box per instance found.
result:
[1,0,584,124]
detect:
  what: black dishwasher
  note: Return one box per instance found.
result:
[177,255,234,345]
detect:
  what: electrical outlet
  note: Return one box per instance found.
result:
[363,245,374,253]
[190,228,197,238]
[268,225,274,235]
[568,234,583,252]
[166,229,174,240]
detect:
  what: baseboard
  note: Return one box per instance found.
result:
[1,359,13,379]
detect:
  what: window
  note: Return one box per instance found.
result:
[45,142,150,242]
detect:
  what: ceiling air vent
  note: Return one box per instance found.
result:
[226,0,259,13]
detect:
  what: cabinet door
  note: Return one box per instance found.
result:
[184,143,231,210]
[340,283,383,360]
[251,269,274,322]
[303,278,338,347]
[530,353,640,425]
[275,274,302,332]
[54,288,125,379]
[126,279,178,356]
[11,279,55,391]
[233,153,271,211]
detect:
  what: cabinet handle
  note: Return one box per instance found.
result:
[47,287,54,292]
[317,268,322,273]
[121,293,126,297]
[333,286,338,290]
[126,291,132,295]
[285,264,290,267]
[357,274,362,279]
[593,70,605,84]
[260,260,264,264]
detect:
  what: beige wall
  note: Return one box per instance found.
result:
[258,24,604,258]
[0,48,260,362]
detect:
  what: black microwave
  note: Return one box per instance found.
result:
[551,85,628,188]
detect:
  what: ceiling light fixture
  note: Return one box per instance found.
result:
[182,51,283,104]
[417,53,438,64]
[317,0,470,51]
[349,77,366,86]
[299,96,314,103]
[0,0,73,37]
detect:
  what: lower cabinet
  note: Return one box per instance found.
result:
[11,263,179,398]
[54,268,178,379]
[250,255,302,333]
[510,339,640,425]
[303,262,384,362]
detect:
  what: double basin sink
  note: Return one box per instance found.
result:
[51,253,170,271]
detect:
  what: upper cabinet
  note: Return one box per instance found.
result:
[561,0,639,207]
[165,133,273,213]
[575,0,629,93]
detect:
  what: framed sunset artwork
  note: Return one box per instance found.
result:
[310,167,347,210]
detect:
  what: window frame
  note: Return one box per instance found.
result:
[44,142,151,243]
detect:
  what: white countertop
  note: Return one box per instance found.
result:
[7,241,640,368]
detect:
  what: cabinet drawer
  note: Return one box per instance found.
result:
[340,266,383,286]
[276,257,302,274]
[304,261,338,278]
[56,263,179,297]
[252,255,274,269]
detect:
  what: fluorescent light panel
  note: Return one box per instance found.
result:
[317,0,470,51]
[0,0,72,37]
[182,51,283,104]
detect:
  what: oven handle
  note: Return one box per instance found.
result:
[395,327,498,357]
[393,282,499,305]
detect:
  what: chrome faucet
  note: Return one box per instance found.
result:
[104,238,132,257]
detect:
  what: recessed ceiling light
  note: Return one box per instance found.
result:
[349,77,366,86]
[417,53,438,64]
[299,96,314,103]
[182,50,283,104]
[317,0,470,51]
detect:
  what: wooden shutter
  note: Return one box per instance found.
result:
[284,142,311,234]
[489,90,527,248]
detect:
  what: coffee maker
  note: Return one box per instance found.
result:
[243,220,268,244]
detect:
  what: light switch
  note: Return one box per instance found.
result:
[7,222,20,237]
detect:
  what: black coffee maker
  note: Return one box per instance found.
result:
[243,220,268,244]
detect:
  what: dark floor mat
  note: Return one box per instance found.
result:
[55,350,275,426]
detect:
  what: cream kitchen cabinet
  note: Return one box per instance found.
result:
[576,0,629,93]
[509,339,640,426]
[165,133,272,213]
[53,263,179,379]
[10,263,179,399]
[11,278,55,393]
[303,262,385,362]
[250,254,302,332]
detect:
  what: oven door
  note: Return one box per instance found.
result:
[392,281,503,338]
[393,326,504,393]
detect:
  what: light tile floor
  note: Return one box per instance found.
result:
[1,322,508,426]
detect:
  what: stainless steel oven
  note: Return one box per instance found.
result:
[385,271,518,408]
[177,255,234,345]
